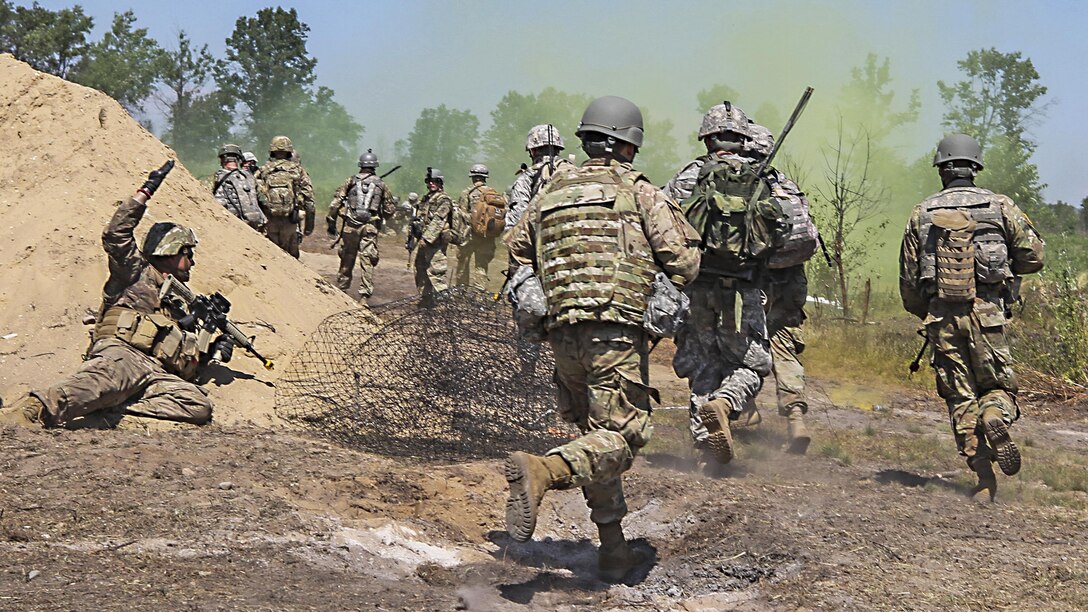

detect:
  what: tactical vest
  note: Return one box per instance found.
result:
[93,305,202,381]
[261,162,299,217]
[534,164,659,329]
[918,186,1010,301]
[347,174,381,224]
[766,171,818,269]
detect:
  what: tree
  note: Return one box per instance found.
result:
[636,111,681,185]
[393,105,480,196]
[841,54,920,143]
[695,83,741,114]
[481,88,589,180]
[0,1,93,77]
[69,10,163,112]
[811,121,888,320]
[157,31,232,179]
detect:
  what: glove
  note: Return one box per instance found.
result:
[212,336,234,363]
[139,160,175,198]
[327,218,338,237]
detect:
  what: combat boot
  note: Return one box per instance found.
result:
[980,406,1020,476]
[967,454,997,502]
[597,520,649,583]
[784,404,810,455]
[698,398,735,464]
[0,394,46,427]
[735,399,762,427]
[503,452,572,542]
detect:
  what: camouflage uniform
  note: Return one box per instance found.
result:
[507,159,700,524]
[664,151,774,444]
[213,167,266,231]
[327,171,396,299]
[505,157,573,230]
[413,188,453,303]
[900,186,1044,458]
[454,179,500,290]
[255,159,315,258]
[23,197,213,426]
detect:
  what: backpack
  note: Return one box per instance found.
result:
[470,186,508,238]
[680,156,789,279]
[767,173,818,269]
[262,164,297,218]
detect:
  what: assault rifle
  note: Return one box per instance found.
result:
[749,86,814,207]
[159,275,275,370]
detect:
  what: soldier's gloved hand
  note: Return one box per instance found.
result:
[139,159,175,198]
[326,218,338,237]
[212,336,235,363]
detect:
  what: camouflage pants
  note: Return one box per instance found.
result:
[766,266,808,414]
[453,234,497,291]
[336,222,380,299]
[266,216,300,258]
[546,322,653,525]
[673,279,772,442]
[926,308,1018,457]
[413,240,448,303]
[33,338,212,426]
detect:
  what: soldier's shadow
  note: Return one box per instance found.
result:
[874,469,969,495]
[486,530,656,604]
[198,363,274,388]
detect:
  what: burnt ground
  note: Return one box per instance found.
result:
[2,233,1086,610]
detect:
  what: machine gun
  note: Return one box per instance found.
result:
[159,275,275,370]
[748,86,814,207]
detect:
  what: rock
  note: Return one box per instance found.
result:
[181,467,195,477]
[26,569,39,582]
[218,481,235,490]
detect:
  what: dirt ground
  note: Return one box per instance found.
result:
[2,54,1087,610]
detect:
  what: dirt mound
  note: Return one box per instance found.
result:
[0,54,357,425]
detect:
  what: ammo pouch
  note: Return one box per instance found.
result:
[97,307,200,377]
[505,265,547,343]
[643,272,690,338]
[931,209,977,302]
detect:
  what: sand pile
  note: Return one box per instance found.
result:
[0,54,357,425]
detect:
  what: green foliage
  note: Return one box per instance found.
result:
[480,88,589,177]
[158,31,231,179]
[69,11,163,112]
[695,83,741,114]
[0,0,92,77]
[637,111,681,185]
[1013,251,1088,385]
[840,54,921,143]
[392,105,480,197]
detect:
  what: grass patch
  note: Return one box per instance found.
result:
[905,423,925,434]
[817,440,852,465]
[804,317,935,391]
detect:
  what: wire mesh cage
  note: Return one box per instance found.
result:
[275,287,576,461]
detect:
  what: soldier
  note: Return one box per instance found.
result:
[409,167,453,305]
[241,151,259,175]
[504,96,701,581]
[736,121,819,454]
[389,192,418,237]
[0,161,231,428]
[900,134,1044,500]
[213,143,266,231]
[453,164,507,290]
[663,102,785,466]
[505,124,573,230]
[326,149,396,303]
[255,135,314,258]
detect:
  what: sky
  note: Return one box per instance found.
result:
[33,0,1088,205]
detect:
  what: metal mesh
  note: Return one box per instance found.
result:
[275,287,576,460]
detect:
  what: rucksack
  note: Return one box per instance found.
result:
[262,164,297,218]
[680,156,789,279]
[767,173,818,269]
[470,186,508,238]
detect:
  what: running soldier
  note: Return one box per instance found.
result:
[213,143,266,231]
[255,135,314,258]
[453,164,506,290]
[326,150,396,303]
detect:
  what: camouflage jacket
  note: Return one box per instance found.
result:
[417,189,454,245]
[505,157,573,229]
[506,159,701,329]
[255,159,315,218]
[100,197,170,318]
[327,172,396,227]
[662,151,759,203]
[899,185,1045,322]
[213,168,266,229]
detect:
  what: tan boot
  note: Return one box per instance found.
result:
[698,398,735,464]
[0,394,46,427]
[597,521,648,583]
[980,406,1020,476]
[735,399,762,427]
[785,404,810,455]
[503,452,572,542]
[967,454,997,502]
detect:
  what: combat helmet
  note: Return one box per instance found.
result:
[525,124,565,151]
[698,102,752,140]
[469,163,489,178]
[425,167,444,182]
[359,149,379,169]
[218,143,242,160]
[269,135,294,154]
[407,192,419,203]
[745,122,774,158]
[242,151,257,164]
[933,134,984,169]
[142,222,199,258]
[576,96,644,147]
